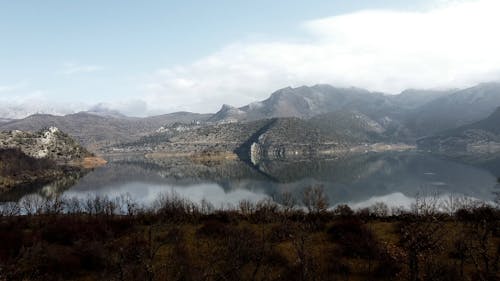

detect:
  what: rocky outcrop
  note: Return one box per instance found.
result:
[0,128,100,193]
[0,127,91,162]
[208,104,247,123]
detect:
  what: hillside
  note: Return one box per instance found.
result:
[417,107,500,154]
[0,148,66,192]
[0,128,98,192]
[209,83,500,140]
[388,89,456,109]
[2,83,500,156]
[110,110,412,163]
[210,85,402,123]
[0,127,91,162]
[408,83,500,136]
[0,111,211,150]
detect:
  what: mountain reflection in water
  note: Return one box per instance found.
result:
[2,152,499,209]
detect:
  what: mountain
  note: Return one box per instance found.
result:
[208,85,456,140]
[417,107,500,154]
[113,108,413,163]
[408,83,500,136]
[388,89,456,109]
[0,111,211,150]
[208,83,500,140]
[310,111,387,143]
[3,82,499,155]
[210,85,402,123]
[85,104,128,119]
[207,104,246,123]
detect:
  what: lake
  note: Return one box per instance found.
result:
[2,152,499,210]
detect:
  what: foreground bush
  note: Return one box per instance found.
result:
[0,191,499,280]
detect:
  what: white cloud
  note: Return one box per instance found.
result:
[60,62,103,75]
[0,102,85,119]
[144,0,500,114]
[0,91,87,119]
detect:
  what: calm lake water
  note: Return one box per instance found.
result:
[2,152,500,210]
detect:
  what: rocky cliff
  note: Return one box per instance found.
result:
[0,127,91,162]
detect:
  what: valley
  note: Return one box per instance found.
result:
[1,82,500,196]
[2,82,499,160]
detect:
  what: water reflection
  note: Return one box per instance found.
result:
[2,152,499,209]
[64,183,270,209]
[0,169,87,202]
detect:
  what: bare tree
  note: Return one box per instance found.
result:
[370,202,389,217]
[301,185,329,215]
[0,202,20,216]
[411,190,440,217]
[400,219,445,281]
[19,194,45,215]
[275,191,297,214]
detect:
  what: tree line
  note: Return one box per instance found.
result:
[1,186,500,280]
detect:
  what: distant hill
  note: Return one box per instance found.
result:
[0,111,211,150]
[114,109,411,162]
[417,107,500,154]
[407,83,500,137]
[210,85,401,123]
[208,85,461,140]
[3,82,500,155]
[388,89,456,109]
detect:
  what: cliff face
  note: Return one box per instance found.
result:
[246,118,323,163]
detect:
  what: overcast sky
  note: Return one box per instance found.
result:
[1,0,499,117]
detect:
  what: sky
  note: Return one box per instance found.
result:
[1,0,500,117]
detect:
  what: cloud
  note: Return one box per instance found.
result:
[0,99,86,119]
[87,100,149,117]
[144,0,500,114]
[60,62,103,75]
[0,90,88,119]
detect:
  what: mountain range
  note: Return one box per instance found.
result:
[417,107,500,155]
[0,111,211,150]
[1,82,499,157]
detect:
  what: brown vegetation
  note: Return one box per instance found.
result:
[0,148,63,191]
[0,189,500,281]
[77,156,108,169]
